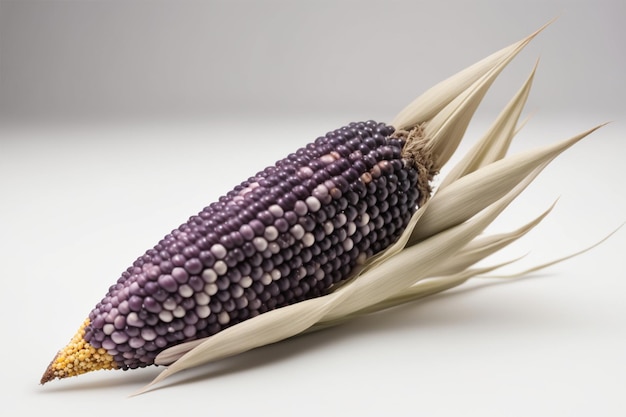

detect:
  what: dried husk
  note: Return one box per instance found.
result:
[134,23,609,395]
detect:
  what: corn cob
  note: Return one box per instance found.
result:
[40,121,434,383]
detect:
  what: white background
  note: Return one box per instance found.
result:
[1,1,625,415]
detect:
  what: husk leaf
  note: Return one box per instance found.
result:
[425,200,556,278]
[391,20,551,131]
[438,61,537,189]
[408,125,602,245]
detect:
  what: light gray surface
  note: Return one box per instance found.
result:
[1,1,624,415]
[1,119,625,415]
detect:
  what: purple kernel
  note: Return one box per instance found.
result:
[299,216,316,232]
[284,211,297,225]
[274,218,289,233]
[145,265,161,279]
[184,311,199,325]
[144,296,161,313]
[189,275,204,292]
[144,281,159,296]
[183,325,196,338]
[181,297,195,310]
[313,185,328,199]
[141,328,157,341]
[171,253,186,267]
[239,224,255,241]
[128,295,143,312]
[228,231,244,247]
[223,299,236,312]
[226,268,242,283]
[219,234,235,249]
[114,315,126,330]
[196,236,210,250]
[172,267,189,284]
[184,258,203,275]
[249,219,265,235]
[127,312,144,327]
[199,250,216,267]
[158,274,178,293]
[239,224,254,240]
[102,339,116,350]
[155,337,168,348]
[278,193,297,209]
[159,260,174,274]
[294,200,308,216]
[146,315,159,326]
[111,331,129,344]
[293,185,309,199]
[129,337,145,349]
[105,307,119,321]
[117,300,130,315]
[258,210,274,225]
[298,166,314,178]
[182,245,200,259]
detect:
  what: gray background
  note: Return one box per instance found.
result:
[1,1,625,416]
[1,0,625,124]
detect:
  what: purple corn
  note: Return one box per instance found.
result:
[41,120,426,382]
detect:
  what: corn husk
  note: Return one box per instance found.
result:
[135,23,610,395]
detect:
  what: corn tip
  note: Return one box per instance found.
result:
[40,319,117,384]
